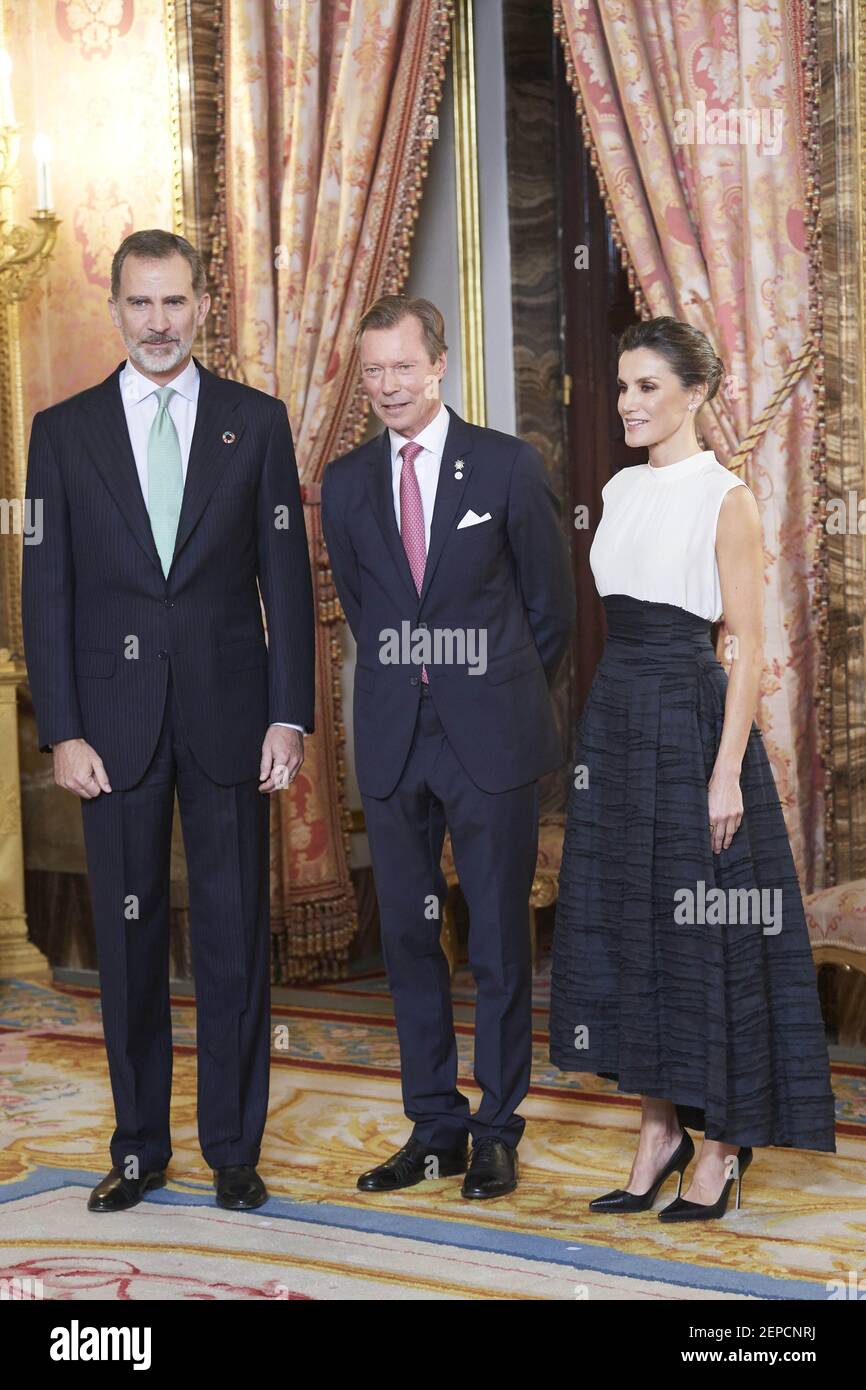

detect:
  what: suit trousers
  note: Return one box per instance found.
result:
[361,683,538,1148]
[80,664,271,1173]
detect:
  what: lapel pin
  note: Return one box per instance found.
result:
[454,458,464,479]
[222,430,236,445]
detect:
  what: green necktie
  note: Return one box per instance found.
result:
[147,385,183,577]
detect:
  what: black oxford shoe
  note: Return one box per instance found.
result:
[356,1134,468,1192]
[87,1166,166,1213]
[461,1137,518,1199]
[214,1164,269,1210]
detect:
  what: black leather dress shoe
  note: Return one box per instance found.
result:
[356,1135,468,1191]
[214,1164,268,1210]
[87,1166,166,1212]
[461,1137,518,1199]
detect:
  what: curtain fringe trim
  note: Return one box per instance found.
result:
[801,3,833,886]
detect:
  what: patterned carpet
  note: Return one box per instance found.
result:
[1,965,864,1301]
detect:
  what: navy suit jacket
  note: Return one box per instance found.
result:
[321,406,575,798]
[21,355,315,789]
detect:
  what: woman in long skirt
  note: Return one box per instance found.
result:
[549,316,836,1222]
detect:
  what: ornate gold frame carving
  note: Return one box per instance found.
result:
[0,6,50,980]
[0,647,48,980]
[163,0,185,242]
[167,0,221,370]
[0,0,24,661]
[0,300,25,659]
[452,0,486,425]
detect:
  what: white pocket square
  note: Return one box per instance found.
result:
[457,509,492,529]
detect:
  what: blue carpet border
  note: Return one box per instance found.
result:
[0,1165,838,1301]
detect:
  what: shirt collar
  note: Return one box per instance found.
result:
[120,354,200,406]
[389,402,450,464]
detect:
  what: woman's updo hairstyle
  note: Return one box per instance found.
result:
[618,316,725,404]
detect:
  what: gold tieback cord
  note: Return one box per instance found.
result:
[725,337,817,474]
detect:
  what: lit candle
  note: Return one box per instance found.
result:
[0,50,14,127]
[32,134,53,211]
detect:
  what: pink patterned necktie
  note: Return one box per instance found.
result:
[399,440,428,684]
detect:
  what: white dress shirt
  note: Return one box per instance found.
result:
[389,401,451,551]
[120,355,200,504]
[118,356,303,734]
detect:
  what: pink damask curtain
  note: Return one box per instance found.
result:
[555,0,825,890]
[220,0,453,979]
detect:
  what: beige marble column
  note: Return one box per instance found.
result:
[0,648,49,982]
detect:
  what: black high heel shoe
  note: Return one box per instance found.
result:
[658,1146,753,1222]
[588,1129,695,1213]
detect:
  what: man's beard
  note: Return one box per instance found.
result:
[126,330,192,374]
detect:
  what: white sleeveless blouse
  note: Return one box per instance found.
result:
[589,450,747,623]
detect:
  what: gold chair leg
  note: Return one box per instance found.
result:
[440,891,458,979]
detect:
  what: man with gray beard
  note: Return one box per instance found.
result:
[22,230,315,1213]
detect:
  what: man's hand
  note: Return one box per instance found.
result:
[53,738,112,799]
[259,725,304,793]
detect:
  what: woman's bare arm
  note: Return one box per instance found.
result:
[708,483,764,853]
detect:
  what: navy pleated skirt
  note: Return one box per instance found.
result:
[549,594,837,1152]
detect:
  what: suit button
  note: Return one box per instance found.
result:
[157,650,168,660]
[164,599,174,608]
[409,676,419,686]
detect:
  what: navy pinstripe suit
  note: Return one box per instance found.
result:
[21,355,315,1172]
[322,408,575,1147]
